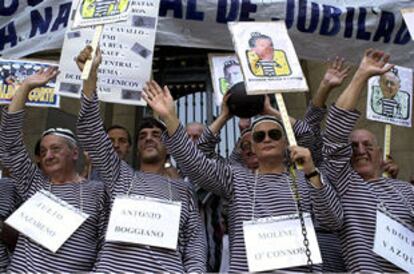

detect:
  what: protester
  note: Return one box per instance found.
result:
[0,68,108,272]
[0,169,20,272]
[75,46,206,272]
[323,48,414,271]
[143,79,343,272]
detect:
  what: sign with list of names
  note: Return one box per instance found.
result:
[56,0,160,106]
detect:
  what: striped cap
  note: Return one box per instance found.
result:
[42,127,77,145]
[250,115,285,134]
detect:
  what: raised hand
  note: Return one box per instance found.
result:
[357,48,394,79]
[143,80,179,136]
[22,67,59,90]
[143,80,176,119]
[381,155,399,179]
[75,45,102,74]
[76,45,102,97]
[221,92,233,120]
[9,67,59,112]
[322,57,351,89]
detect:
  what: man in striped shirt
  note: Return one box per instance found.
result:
[0,68,108,272]
[143,80,343,272]
[75,46,206,272]
[0,175,20,272]
[323,48,414,272]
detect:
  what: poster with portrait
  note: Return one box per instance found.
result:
[367,65,412,127]
[208,54,243,106]
[401,8,414,41]
[72,0,132,29]
[0,59,59,108]
[56,0,159,106]
[228,21,308,95]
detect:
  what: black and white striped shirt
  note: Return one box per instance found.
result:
[0,177,20,272]
[323,105,414,272]
[163,123,343,272]
[197,107,346,272]
[0,109,108,272]
[77,93,207,273]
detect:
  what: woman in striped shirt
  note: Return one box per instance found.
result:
[143,80,343,272]
[323,48,414,271]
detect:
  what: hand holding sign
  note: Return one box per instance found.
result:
[76,45,102,98]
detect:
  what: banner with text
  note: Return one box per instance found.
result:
[55,0,159,106]
[0,1,414,68]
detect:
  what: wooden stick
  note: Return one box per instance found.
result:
[81,25,104,80]
[382,124,392,178]
[274,93,302,169]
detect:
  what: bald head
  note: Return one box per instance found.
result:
[349,129,382,181]
[186,122,205,142]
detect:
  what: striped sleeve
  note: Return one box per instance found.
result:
[308,173,343,230]
[163,124,234,199]
[181,188,207,272]
[322,105,360,195]
[197,127,243,166]
[0,109,44,198]
[77,93,122,194]
[196,127,221,160]
[0,177,17,272]
[302,104,327,167]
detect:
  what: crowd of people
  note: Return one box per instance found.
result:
[0,46,413,273]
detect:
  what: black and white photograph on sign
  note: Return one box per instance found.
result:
[56,0,161,106]
[367,65,412,127]
[132,15,157,29]
[72,0,132,28]
[208,54,243,106]
[228,21,308,95]
[131,42,152,59]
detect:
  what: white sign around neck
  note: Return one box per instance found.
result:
[243,213,322,272]
[5,189,89,253]
[373,210,414,272]
[105,195,182,250]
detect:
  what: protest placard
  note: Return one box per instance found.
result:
[0,59,59,108]
[56,0,160,106]
[208,54,243,106]
[72,0,131,29]
[228,21,308,95]
[367,65,412,127]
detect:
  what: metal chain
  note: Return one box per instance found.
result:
[289,165,313,271]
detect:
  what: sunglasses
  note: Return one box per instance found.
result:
[252,129,283,143]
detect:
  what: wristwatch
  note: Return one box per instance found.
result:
[305,168,320,180]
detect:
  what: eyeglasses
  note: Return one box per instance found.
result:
[252,129,283,143]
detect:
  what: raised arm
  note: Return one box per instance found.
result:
[336,49,393,111]
[0,68,58,197]
[143,81,234,197]
[304,57,350,167]
[323,49,394,194]
[75,46,126,194]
